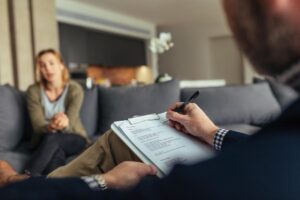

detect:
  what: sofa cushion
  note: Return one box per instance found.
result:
[97,80,180,134]
[80,87,99,137]
[180,83,281,126]
[0,85,26,151]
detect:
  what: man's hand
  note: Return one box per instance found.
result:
[48,112,69,132]
[166,102,218,146]
[102,161,157,190]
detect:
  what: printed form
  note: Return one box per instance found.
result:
[112,113,214,177]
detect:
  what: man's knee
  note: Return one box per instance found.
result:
[107,130,141,163]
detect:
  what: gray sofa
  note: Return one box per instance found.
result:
[0,79,298,172]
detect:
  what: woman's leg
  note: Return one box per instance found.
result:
[48,129,140,178]
[42,148,66,175]
[26,134,62,175]
[42,134,87,174]
[27,133,86,175]
[57,134,86,156]
[0,134,86,186]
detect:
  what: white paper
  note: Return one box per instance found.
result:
[112,113,214,176]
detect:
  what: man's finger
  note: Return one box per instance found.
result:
[167,102,183,111]
[168,120,175,127]
[148,165,157,175]
[166,111,188,123]
[183,103,198,113]
[136,163,157,177]
[175,123,181,131]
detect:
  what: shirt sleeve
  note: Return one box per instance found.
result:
[64,81,87,138]
[26,84,48,147]
[213,128,229,151]
[213,129,251,151]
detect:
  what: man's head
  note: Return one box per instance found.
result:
[223,0,300,83]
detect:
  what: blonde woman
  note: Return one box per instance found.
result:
[25,49,88,175]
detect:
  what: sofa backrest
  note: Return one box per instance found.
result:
[95,80,180,134]
[261,79,298,109]
[180,83,282,126]
[0,85,29,151]
[0,81,288,146]
[80,87,99,137]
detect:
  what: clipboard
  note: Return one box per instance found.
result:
[111,112,214,178]
[111,113,166,177]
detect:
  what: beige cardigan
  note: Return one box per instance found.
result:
[26,80,87,147]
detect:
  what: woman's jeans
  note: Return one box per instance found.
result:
[26,133,86,175]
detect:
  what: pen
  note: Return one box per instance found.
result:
[173,90,200,114]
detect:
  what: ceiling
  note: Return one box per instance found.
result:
[70,0,226,26]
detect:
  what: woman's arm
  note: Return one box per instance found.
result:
[26,84,48,146]
[64,81,87,138]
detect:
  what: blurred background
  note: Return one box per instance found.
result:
[0,0,258,90]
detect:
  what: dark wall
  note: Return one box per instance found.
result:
[59,23,146,67]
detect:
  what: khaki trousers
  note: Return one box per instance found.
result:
[48,129,140,178]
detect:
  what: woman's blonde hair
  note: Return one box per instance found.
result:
[35,49,69,85]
